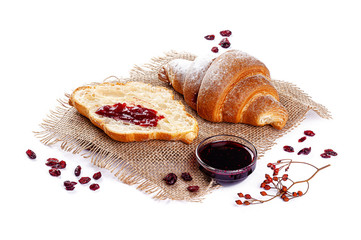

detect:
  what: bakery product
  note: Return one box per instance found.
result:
[69,81,199,144]
[158,49,288,129]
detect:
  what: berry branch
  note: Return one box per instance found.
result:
[235,159,330,206]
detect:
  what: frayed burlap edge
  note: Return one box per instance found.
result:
[34,94,219,202]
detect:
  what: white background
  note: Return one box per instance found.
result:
[1,0,360,239]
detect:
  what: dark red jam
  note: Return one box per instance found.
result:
[95,103,164,127]
[197,140,256,183]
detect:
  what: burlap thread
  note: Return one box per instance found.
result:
[35,50,331,201]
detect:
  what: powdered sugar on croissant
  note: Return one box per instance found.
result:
[158,49,288,130]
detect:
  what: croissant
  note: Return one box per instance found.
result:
[158,49,288,129]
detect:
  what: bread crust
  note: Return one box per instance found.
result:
[222,74,279,123]
[183,56,215,110]
[157,49,289,129]
[196,49,270,122]
[240,95,288,130]
[158,59,192,95]
[69,82,198,144]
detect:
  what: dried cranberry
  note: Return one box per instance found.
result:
[283,146,294,153]
[211,46,219,53]
[181,172,192,181]
[163,173,177,185]
[220,30,232,37]
[320,153,331,158]
[324,149,334,153]
[49,168,61,177]
[304,130,315,136]
[298,147,311,155]
[321,149,338,158]
[324,149,338,156]
[74,165,81,177]
[46,158,59,167]
[57,160,67,169]
[64,181,77,190]
[328,151,338,156]
[26,149,36,159]
[89,183,100,191]
[65,186,75,191]
[79,177,91,184]
[219,38,231,48]
[64,180,77,187]
[93,172,102,180]
[187,186,199,192]
[298,136,307,142]
[204,34,215,40]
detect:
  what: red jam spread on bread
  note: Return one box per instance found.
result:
[95,103,164,127]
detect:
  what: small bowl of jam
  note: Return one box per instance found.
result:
[195,135,257,184]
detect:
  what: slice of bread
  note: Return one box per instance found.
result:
[69,81,198,144]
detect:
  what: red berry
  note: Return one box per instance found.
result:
[244,201,251,205]
[219,38,231,48]
[321,153,331,158]
[265,174,273,182]
[235,200,243,205]
[245,194,252,199]
[304,130,315,136]
[181,172,192,181]
[324,149,338,156]
[220,30,232,37]
[282,174,288,181]
[298,136,307,142]
[89,183,100,191]
[328,151,338,156]
[74,165,81,177]
[297,191,303,196]
[163,173,177,185]
[260,191,267,196]
[211,46,219,53]
[64,181,77,187]
[79,177,91,184]
[57,160,66,169]
[298,147,311,155]
[283,145,294,152]
[26,149,36,159]
[264,185,271,190]
[46,158,59,167]
[65,186,75,191]
[93,171,102,180]
[64,181,77,191]
[187,186,199,192]
[204,34,215,40]
[49,168,61,177]
[237,192,244,198]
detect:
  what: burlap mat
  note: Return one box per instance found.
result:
[35,50,331,201]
